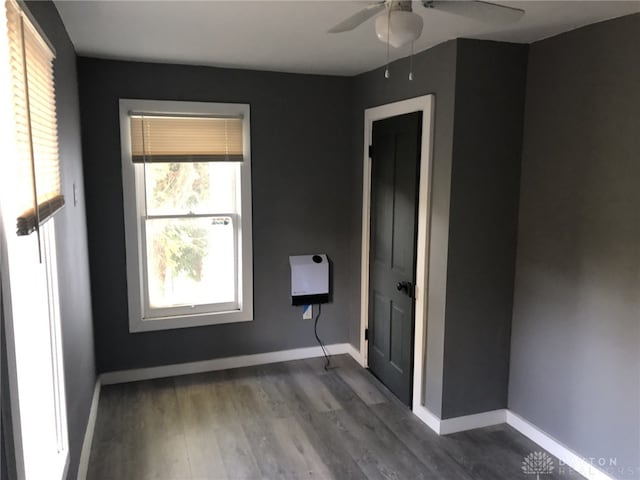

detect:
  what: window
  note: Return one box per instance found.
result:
[1,1,68,479]
[120,99,253,332]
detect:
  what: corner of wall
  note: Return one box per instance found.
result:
[440,38,528,419]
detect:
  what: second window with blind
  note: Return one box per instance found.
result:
[120,99,253,332]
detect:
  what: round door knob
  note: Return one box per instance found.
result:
[396,281,412,297]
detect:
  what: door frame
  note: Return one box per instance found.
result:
[359,95,434,416]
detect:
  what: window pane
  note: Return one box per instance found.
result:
[144,162,237,215]
[145,216,236,308]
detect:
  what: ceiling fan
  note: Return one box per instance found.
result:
[328,1,525,48]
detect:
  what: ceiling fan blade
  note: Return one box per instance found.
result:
[328,2,387,33]
[425,1,524,24]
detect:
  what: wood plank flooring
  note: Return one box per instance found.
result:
[87,354,581,480]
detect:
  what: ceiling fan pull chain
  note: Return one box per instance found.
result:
[384,7,391,79]
[409,40,414,81]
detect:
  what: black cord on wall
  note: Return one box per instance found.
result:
[314,304,331,371]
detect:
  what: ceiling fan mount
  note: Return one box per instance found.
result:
[329,1,525,48]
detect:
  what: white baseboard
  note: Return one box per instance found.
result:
[439,409,507,435]
[100,343,352,385]
[411,407,506,435]
[506,411,615,480]
[412,405,443,434]
[408,407,614,480]
[76,379,101,480]
[346,343,366,367]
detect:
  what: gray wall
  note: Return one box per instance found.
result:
[441,40,527,418]
[22,2,97,479]
[77,58,354,373]
[351,39,526,418]
[351,41,458,416]
[510,14,640,479]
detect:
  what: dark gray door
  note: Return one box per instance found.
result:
[368,112,422,406]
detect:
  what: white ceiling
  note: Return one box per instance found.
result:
[54,0,640,76]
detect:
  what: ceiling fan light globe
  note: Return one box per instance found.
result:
[375,11,424,48]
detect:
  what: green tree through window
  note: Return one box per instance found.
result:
[149,163,210,294]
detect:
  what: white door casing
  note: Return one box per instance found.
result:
[359,95,436,424]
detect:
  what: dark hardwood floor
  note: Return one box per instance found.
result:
[87,354,580,480]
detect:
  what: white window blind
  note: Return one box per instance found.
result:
[130,115,244,163]
[6,0,63,236]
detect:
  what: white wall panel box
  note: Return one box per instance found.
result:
[289,254,329,305]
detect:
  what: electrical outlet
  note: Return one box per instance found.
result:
[302,304,312,320]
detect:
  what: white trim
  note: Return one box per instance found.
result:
[439,409,507,435]
[101,343,352,385]
[412,405,443,434]
[359,95,435,418]
[506,411,615,480]
[42,221,70,459]
[411,98,435,415]
[0,168,23,480]
[0,225,69,480]
[406,405,615,480]
[346,343,366,367]
[119,99,254,333]
[76,380,101,480]
[410,407,507,436]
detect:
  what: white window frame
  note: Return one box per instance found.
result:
[1,2,69,478]
[119,99,253,333]
[0,219,69,480]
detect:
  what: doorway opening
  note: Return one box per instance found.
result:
[359,95,434,413]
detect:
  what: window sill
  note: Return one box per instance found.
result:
[130,308,253,333]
